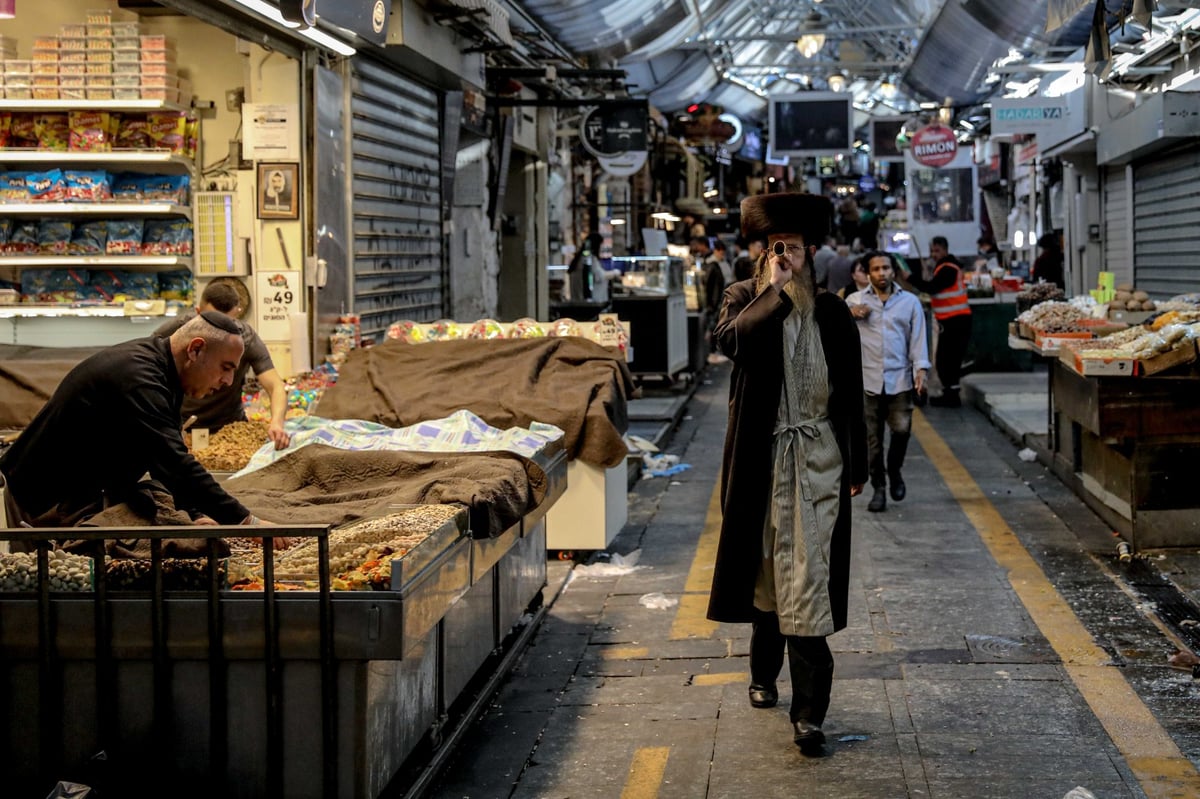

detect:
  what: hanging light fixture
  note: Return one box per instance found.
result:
[827,72,847,92]
[0,0,14,19]
[795,10,826,59]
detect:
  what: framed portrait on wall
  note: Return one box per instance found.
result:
[256,162,299,220]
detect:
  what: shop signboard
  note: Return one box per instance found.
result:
[316,0,392,46]
[581,102,649,158]
[597,151,648,177]
[911,124,958,168]
[992,99,1067,135]
[256,269,303,341]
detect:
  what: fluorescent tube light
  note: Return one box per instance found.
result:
[229,0,357,56]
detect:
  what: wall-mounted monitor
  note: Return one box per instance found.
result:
[739,126,764,162]
[870,116,908,162]
[768,92,853,157]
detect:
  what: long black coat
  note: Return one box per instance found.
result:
[706,281,867,630]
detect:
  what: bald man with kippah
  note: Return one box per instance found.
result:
[0,310,273,530]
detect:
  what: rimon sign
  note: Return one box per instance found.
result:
[911,124,958,168]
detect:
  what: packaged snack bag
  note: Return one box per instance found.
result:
[142,218,192,255]
[37,219,74,254]
[5,221,39,254]
[68,110,114,152]
[64,170,112,202]
[9,114,39,148]
[26,169,67,202]
[105,219,144,254]
[115,116,151,149]
[68,220,108,255]
[111,172,144,201]
[146,111,187,154]
[32,113,70,151]
[0,173,30,202]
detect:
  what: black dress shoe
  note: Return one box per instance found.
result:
[889,475,906,502]
[867,487,887,512]
[748,683,778,708]
[792,720,825,754]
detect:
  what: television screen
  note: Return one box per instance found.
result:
[769,92,853,156]
[740,126,764,162]
[871,116,907,161]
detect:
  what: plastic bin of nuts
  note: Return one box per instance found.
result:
[252,504,468,591]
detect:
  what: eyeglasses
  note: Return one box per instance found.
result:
[771,241,805,258]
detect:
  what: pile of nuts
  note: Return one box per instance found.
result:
[188,421,270,472]
[269,505,462,584]
[1018,301,1087,331]
[0,549,92,592]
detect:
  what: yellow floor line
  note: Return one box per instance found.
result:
[693,671,749,687]
[669,479,723,640]
[620,746,670,799]
[912,410,1200,799]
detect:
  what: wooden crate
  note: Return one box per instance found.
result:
[1138,341,1198,376]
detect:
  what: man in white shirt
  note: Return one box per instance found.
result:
[847,251,930,512]
[812,236,837,288]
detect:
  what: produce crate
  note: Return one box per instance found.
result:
[1108,309,1154,325]
[1035,329,1092,352]
[1138,341,1198,376]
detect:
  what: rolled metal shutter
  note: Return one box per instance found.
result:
[1103,165,1131,287]
[350,58,444,340]
[1132,147,1200,297]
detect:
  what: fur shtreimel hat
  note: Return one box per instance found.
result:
[740,192,834,245]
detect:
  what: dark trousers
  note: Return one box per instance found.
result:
[750,609,835,724]
[863,391,913,488]
[935,314,972,391]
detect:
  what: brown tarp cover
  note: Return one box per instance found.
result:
[315,338,634,468]
[225,443,547,537]
[0,344,103,429]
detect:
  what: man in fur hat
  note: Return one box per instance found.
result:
[707,191,867,754]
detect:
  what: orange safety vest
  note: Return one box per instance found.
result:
[929,262,971,320]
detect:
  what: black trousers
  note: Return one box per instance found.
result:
[935,314,972,391]
[750,609,835,724]
[863,391,913,488]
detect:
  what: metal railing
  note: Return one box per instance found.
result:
[0,524,334,797]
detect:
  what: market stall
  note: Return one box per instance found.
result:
[335,326,636,551]
[0,424,566,798]
[1009,286,1200,549]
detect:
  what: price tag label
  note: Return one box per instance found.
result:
[192,428,210,451]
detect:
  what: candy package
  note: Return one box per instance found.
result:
[21,268,89,302]
[32,113,70,151]
[8,114,38,148]
[142,219,192,255]
[0,113,11,148]
[68,110,115,152]
[0,219,11,246]
[37,219,74,254]
[64,170,112,202]
[26,169,67,202]
[141,174,189,204]
[146,111,187,154]
[86,269,159,301]
[157,269,193,302]
[0,173,29,202]
[111,172,144,201]
[115,116,150,149]
[105,219,144,254]
[4,221,39,254]
[68,220,108,255]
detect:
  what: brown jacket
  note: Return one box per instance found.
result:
[706,280,867,629]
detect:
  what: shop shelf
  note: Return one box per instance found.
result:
[0,202,191,218]
[0,98,188,113]
[0,304,129,318]
[0,150,193,173]
[0,254,191,270]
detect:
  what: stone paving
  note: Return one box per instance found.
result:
[433,364,1200,799]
